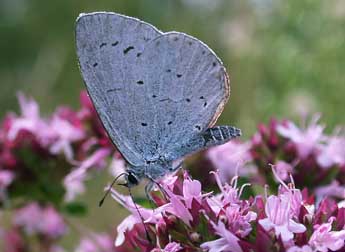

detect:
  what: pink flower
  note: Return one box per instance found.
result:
[259,194,306,242]
[115,215,139,247]
[38,206,67,238]
[274,161,293,181]
[75,233,114,252]
[48,116,85,161]
[111,189,165,246]
[162,174,207,225]
[166,194,193,225]
[309,217,345,252]
[63,173,86,202]
[207,141,253,181]
[64,148,111,201]
[317,135,345,168]
[209,171,249,210]
[224,204,257,238]
[286,245,313,252]
[208,171,256,238]
[7,93,48,142]
[315,181,345,202]
[200,221,242,252]
[182,177,203,208]
[3,228,25,252]
[162,242,182,252]
[0,170,14,189]
[14,203,41,235]
[68,148,111,177]
[277,182,304,218]
[151,242,182,252]
[14,203,66,239]
[276,116,325,159]
[272,159,311,218]
[108,156,126,178]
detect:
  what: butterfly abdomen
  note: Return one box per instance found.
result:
[203,126,241,146]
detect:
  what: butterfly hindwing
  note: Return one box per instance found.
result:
[134,32,231,161]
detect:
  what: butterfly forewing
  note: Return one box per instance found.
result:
[76,12,162,165]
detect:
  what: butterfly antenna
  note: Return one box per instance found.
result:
[99,172,127,207]
[128,187,152,243]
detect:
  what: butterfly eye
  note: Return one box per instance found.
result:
[127,172,139,186]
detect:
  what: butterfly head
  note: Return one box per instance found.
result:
[124,170,141,188]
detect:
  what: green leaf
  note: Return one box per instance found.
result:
[63,202,88,216]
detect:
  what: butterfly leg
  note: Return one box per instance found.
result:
[145,175,170,202]
[144,181,156,208]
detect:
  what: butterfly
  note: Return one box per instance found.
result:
[75,12,241,192]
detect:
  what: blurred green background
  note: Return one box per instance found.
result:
[1,0,345,249]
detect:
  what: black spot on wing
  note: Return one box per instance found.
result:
[106,88,122,93]
[100,42,107,48]
[136,80,144,85]
[123,46,134,54]
[111,41,119,46]
[93,63,98,67]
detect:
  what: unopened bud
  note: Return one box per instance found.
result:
[167,215,177,224]
[219,214,227,224]
[189,232,201,242]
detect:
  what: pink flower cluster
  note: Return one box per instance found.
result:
[0,92,123,252]
[0,92,344,252]
[207,116,345,203]
[14,202,67,238]
[0,92,122,204]
[74,233,115,252]
[112,170,345,252]
[111,170,254,252]
[3,202,66,252]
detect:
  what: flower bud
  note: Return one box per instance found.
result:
[189,232,201,242]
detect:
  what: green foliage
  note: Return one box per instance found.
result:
[10,147,67,207]
[63,202,88,216]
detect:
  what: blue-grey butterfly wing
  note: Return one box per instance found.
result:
[76,12,162,166]
[134,32,230,161]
